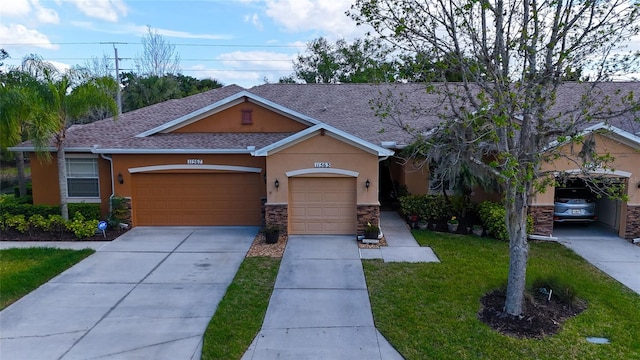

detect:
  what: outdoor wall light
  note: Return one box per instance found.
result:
[274,179,280,190]
[365,179,370,190]
[117,172,124,184]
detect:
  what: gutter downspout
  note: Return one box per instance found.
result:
[100,153,115,215]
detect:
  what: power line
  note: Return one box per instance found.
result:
[2,41,306,48]
[43,57,291,62]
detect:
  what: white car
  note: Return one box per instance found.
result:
[553,187,596,223]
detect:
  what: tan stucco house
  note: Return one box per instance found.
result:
[12,83,640,240]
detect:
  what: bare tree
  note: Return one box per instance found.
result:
[135,26,181,76]
[82,53,114,79]
[351,0,640,317]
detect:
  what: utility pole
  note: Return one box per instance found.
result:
[114,45,122,115]
[100,42,126,115]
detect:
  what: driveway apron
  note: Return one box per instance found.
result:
[555,224,640,295]
[0,226,258,360]
[242,235,403,360]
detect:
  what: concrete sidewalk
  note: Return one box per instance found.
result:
[0,226,258,360]
[242,235,403,360]
[359,211,440,263]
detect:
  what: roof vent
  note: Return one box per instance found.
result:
[381,141,397,148]
[241,109,253,125]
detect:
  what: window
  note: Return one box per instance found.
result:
[66,158,99,198]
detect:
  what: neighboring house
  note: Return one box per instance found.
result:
[11,83,640,240]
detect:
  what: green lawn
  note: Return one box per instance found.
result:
[202,257,280,360]
[365,231,640,359]
[0,247,94,309]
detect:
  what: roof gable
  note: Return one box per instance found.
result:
[135,91,320,138]
[253,123,395,157]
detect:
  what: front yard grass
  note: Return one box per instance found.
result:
[202,257,280,360]
[365,231,640,359]
[0,247,94,309]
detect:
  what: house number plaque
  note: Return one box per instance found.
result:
[314,162,331,168]
[187,159,203,165]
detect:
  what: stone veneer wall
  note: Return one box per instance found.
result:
[265,204,288,234]
[357,205,380,234]
[625,205,640,240]
[528,205,554,237]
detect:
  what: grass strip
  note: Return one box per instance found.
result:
[202,257,280,360]
[0,247,94,309]
[365,231,640,359]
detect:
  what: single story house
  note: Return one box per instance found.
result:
[12,83,640,240]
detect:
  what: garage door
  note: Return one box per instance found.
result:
[289,177,357,235]
[132,172,263,226]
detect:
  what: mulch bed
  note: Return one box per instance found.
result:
[0,228,129,242]
[478,289,587,339]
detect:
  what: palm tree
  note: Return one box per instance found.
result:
[0,68,57,196]
[6,55,118,219]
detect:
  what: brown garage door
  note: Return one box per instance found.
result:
[289,177,357,235]
[132,172,263,226]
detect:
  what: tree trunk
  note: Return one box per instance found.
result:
[15,151,27,197]
[57,145,69,221]
[503,184,530,316]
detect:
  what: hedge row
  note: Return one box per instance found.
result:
[1,212,100,239]
[399,194,454,221]
[0,201,101,221]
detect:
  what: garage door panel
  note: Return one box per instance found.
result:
[289,177,356,235]
[132,173,263,226]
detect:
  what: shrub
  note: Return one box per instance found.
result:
[5,214,29,233]
[478,201,533,241]
[68,203,101,220]
[66,212,99,239]
[46,214,66,235]
[399,194,454,222]
[28,214,48,231]
[108,197,129,227]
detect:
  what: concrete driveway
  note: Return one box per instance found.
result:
[0,226,258,360]
[554,223,640,294]
[242,235,403,360]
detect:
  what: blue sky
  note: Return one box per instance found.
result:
[0,0,368,87]
[2,1,639,87]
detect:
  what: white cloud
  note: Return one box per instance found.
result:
[0,24,58,50]
[33,1,59,24]
[186,50,296,87]
[244,13,263,31]
[1,0,32,17]
[263,0,368,39]
[69,0,127,22]
[216,50,294,71]
[1,0,59,24]
[48,60,72,73]
[119,24,232,40]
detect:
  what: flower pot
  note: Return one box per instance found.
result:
[447,223,459,233]
[364,231,379,239]
[418,221,428,230]
[472,227,483,236]
[265,230,279,244]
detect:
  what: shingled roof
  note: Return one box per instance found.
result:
[12,82,640,153]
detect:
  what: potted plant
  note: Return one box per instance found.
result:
[417,219,428,230]
[472,225,484,236]
[264,225,280,244]
[364,222,380,239]
[447,216,459,233]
